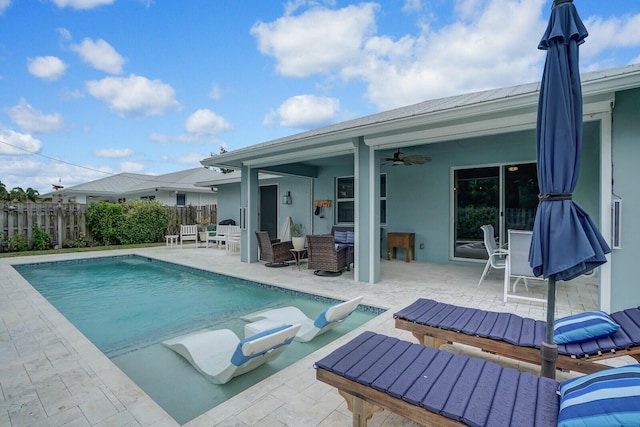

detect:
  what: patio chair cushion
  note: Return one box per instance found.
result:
[345,231,354,244]
[334,231,347,243]
[557,364,640,426]
[554,311,620,344]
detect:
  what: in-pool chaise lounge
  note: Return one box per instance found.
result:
[241,296,363,342]
[315,331,640,427]
[163,323,301,384]
[394,298,640,374]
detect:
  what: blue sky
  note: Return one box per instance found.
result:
[1,0,639,194]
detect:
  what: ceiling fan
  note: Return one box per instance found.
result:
[382,150,432,166]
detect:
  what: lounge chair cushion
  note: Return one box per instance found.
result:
[557,364,640,426]
[334,231,347,243]
[231,324,294,366]
[554,311,620,344]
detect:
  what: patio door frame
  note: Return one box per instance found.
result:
[450,161,538,262]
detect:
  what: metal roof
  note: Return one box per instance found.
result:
[43,168,223,197]
[201,63,640,169]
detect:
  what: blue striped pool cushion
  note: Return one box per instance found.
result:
[558,364,640,426]
[554,311,620,344]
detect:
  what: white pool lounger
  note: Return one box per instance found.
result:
[163,323,301,384]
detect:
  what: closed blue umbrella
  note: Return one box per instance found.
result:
[530,0,611,378]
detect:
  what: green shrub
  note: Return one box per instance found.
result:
[75,232,88,248]
[10,233,28,252]
[457,206,499,240]
[118,200,168,244]
[87,202,124,245]
[31,224,51,250]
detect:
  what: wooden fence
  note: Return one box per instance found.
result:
[0,203,217,251]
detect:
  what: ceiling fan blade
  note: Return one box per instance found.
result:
[404,155,432,164]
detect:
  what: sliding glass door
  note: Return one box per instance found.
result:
[453,163,538,260]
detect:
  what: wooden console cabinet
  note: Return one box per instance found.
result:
[386,232,416,263]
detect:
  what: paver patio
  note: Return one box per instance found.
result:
[0,245,613,426]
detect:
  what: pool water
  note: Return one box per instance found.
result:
[15,255,379,424]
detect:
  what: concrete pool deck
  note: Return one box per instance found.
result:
[0,245,615,426]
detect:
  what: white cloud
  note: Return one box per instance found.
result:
[27,56,67,80]
[120,161,145,172]
[402,0,422,14]
[344,0,549,109]
[149,132,170,144]
[0,151,113,193]
[57,27,72,41]
[71,38,125,74]
[86,74,181,117]
[51,0,114,10]
[94,148,133,158]
[4,98,64,133]
[269,95,340,128]
[208,83,223,100]
[185,109,231,135]
[0,0,10,15]
[255,1,640,112]
[176,152,208,164]
[0,128,43,154]
[251,3,379,77]
[582,13,640,62]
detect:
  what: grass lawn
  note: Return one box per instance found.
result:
[0,242,164,259]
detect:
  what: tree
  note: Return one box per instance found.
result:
[25,187,40,202]
[217,147,235,174]
[0,181,8,201]
[9,187,27,202]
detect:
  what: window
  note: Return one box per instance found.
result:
[336,177,354,224]
[176,193,186,206]
[335,174,387,225]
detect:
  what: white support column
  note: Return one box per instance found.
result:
[598,111,613,312]
[241,165,259,263]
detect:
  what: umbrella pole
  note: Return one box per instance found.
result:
[541,276,558,379]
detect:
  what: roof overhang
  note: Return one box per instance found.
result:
[200,64,639,169]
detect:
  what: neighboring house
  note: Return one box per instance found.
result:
[43,168,219,206]
[199,63,640,313]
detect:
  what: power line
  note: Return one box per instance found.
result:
[0,137,217,187]
[0,137,114,176]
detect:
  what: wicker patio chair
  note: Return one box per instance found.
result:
[255,231,294,267]
[306,235,349,276]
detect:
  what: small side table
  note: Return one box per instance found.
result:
[165,234,178,247]
[290,248,307,270]
[387,232,416,263]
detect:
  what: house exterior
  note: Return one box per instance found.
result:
[43,168,219,206]
[199,63,640,313]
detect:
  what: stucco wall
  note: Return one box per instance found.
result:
[610,87,640,311]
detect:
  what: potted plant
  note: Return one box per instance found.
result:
[290,223,305,251]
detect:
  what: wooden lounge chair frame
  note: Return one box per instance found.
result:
[316,331,559,427]
[395,299,640,374]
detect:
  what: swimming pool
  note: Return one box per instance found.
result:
[15,255,380,424]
